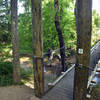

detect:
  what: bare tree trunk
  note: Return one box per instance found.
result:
[31,0,44,97]
[74,0,92,100]
[54,0,66,72]
[11,0,21,83]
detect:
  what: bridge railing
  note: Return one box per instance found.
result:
[43,46,75,92]
[87,64,98,88]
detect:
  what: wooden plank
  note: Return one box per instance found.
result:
[74,0,92,100]
[31,0,44,97]
[42,69,74,100]
[48,64,75,87]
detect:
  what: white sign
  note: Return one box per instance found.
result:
[78,49,83,54]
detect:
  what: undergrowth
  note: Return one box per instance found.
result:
[0,61,33,86]
[0,62,13,86]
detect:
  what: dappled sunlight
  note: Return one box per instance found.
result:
[20,57,31,63]
[21,79,34,89]
[20,57,34,90]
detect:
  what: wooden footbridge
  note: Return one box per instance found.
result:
[42,68,74,100]
[31,0,99,100]
[41,41,100,100]
[32,41,100,100]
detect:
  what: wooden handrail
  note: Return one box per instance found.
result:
[48,64,75,87]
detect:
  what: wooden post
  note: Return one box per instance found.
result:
[31,0,44,97]
[74,0,92,100]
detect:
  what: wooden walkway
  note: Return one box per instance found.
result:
[41,41,100,100]
[42,68,75,100]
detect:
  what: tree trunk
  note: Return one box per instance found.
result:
[11,0,21,83]
[74,0,92,100]
[31,0,44,97]
[54,0,66,72]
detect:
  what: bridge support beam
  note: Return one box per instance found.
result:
[74,0,92,100]
[31,0,44,98]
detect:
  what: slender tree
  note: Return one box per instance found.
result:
[31,0,44,97]
[54,0,66,72]
[11,0,21,83]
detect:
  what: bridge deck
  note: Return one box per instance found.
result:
[42,68,75,100]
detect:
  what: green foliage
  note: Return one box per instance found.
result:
[0,62,13,86]
[42,0,59,51]
[18,0,76,53]
[0,0,11,63]
[59,0,76,48]
[93,10,100,28]
[0,44,12,62]
[42,0,76,52]
[0,0,100,61]
[0,0,11,44]
[92,10,100,46]
[18,13,33,54]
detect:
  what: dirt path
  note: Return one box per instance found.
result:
[0,85,39,100]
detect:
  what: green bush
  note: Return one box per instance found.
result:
[0,61,33,86]
[0,62,13,86]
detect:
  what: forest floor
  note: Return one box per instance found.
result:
[0,85,40,100]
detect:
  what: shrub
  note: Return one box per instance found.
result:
[0,61,33,86]
[0,62,13,86]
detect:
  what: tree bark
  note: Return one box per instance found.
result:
[31,0,44,97]
[54,0,66,72]
[11,0,21,83]
[74,0,92,100]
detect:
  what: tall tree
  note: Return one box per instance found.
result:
[74,0,92,100]
[31,0,44,97]
[11,0,21,83]
[54,0,66,71]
